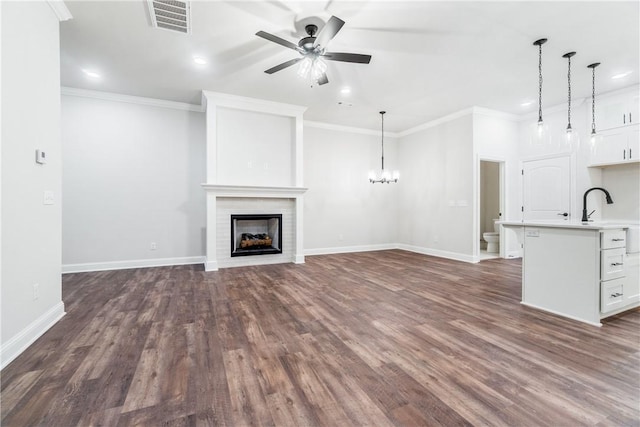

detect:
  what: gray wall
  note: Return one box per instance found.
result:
[1,2,65,367]
[61,95,206,270]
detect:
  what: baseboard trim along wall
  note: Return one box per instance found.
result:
[63,247,486,274]
[62,256,206,274]
[396,244,478,264]
[304,244,397,256]
[1,302,66,369]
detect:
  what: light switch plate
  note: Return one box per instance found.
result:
[43,191,54,205]
[36,149,47,164]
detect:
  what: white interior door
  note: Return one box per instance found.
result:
[523,156,571,220]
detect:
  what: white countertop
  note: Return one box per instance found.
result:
[498,220,632,230]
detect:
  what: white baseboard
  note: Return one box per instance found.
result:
[204,258,218,272]
[520,302,602,327]
[1,302,66,369]
[397,244,478,263]
[62,256,206,274]
[304,244,397,256]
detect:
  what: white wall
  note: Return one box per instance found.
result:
[473,110,521,257]
[303,125,398,253]
[396,115,475,261]
[1,2,66,368]
[61,94,206,271]
[602,163,640,222]
[216,108,294,187]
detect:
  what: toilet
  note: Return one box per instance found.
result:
[483,219,500,253]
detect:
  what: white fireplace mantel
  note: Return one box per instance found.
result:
[202,184,308,271]
[201,184,308,199]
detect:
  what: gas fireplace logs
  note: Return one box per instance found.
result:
[240,233,273,249]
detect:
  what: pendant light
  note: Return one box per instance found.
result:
[563,51,581,151]
[588,62,601,147]
[531,38,549,146]
[369,111,399,184]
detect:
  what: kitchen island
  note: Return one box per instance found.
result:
[500,221,640,326]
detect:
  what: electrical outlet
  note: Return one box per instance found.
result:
[150,242,157,250]
[33,283,40,300]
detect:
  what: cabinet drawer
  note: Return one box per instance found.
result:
[601,247,626,281]
[601,229,627,249]
[601,278,627,313]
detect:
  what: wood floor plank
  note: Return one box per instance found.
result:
[1,251,639,426]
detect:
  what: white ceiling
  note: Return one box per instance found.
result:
[60,1,639,133]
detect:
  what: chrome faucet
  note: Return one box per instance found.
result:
[582,187,613,222]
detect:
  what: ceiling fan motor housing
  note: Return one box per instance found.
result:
[299,25,318,51]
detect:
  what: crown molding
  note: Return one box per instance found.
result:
[304,120,400,138]
[398,108,475,137]
[472,107,520,122]
[202,90,307,117]
[517,97,586,122]
[61,87,204,112]
[47,1,72,21]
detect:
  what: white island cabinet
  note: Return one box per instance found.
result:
[500,221,640,326]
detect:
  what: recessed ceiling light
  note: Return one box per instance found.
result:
[193,56,207,65]
[612,71,632,80]
[520,101,534,107]
[340,87,351,95]
[82,69,101,79]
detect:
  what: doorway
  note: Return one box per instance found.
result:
[479,160,504,260]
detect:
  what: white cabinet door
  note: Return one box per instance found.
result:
[598,93,629,130]
[592,129,628,165]
[628,127,639,161]
[523,156,571,220]
[590,124,639,166]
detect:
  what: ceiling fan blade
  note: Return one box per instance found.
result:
[256,31,300,52]
[323,52,371,64]
[317,73,329,85]
[313,15,345,49]
[264,58,303,74]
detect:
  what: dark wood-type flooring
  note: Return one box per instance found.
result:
[2,250,639,426]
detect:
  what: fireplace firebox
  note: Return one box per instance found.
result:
[231,214,282,257]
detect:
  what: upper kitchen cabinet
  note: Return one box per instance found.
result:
[589,86,640,167]
[594,86,640,131]
[590,124,639,166]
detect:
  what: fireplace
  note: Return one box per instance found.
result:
[231,214,282,257]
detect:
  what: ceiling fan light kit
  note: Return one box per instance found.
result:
[256,16,372,86]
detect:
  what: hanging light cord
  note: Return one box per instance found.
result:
[567,54,572,129]
[591,66,596,133]
[380,111,385,171]
[538,43,543,123]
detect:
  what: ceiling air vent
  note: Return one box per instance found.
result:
[147,0,191,34]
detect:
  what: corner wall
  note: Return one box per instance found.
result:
[1,2,66,368]
[303,125,399,254]
[396,114,475,261]
[60,93,206,272]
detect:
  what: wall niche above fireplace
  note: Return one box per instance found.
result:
[231,214,282,257]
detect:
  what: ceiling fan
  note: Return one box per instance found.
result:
[256,16,372,86]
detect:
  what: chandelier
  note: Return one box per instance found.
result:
[369,111,399,184]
